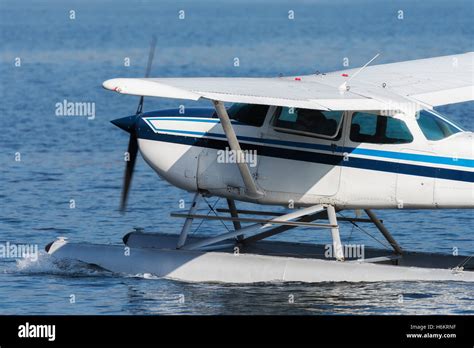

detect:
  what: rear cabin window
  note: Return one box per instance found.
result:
[273,107,343,139]
[227,103,269,127]
[416,109,463,141]
[350,112,413,144]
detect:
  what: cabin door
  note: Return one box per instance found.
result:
[256,107,344,197]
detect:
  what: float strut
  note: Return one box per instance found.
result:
[226,199,243,240]
[177,192,202,249]
[364,209,403,255]
[327,205,345,261]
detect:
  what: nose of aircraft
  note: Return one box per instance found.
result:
[111,115,137,133]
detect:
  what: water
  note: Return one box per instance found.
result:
[0,0,473,315]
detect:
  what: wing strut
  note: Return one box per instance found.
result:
[213,100,264,199]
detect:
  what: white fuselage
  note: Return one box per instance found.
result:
[136,108,473,209]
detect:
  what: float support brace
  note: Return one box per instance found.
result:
[327,205,345,261]
[177,192,202,249]
[182,204,325,250]
[364,209,403,254]
[227,199,243,240]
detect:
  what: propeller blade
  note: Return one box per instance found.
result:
[144,35,157,78]
[121,36,157,212]
[136,36,157,115]
[120,133,139,212]
[136,96,144,115]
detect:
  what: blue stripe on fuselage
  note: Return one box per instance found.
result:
[142,121,473,169]
[347,147,472,167]
[137,127,474,183]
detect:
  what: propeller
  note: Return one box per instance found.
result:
[119,36,157,212]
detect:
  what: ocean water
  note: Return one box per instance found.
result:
[0,0,473,315]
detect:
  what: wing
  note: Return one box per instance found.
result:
[103,76,388,111]
[314,52,474,108]
[103,52,473,111]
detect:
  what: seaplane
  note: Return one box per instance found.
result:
[46,45,474,283]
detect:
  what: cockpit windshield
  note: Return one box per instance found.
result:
[416,109,464,141]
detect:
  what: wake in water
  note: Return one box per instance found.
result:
[13,252,163,280]
[14,252,112,277]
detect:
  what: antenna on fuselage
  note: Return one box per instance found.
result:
[339,53,380,92]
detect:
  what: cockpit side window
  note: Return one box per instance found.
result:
[273,107,343,139]
[350,112,413,144]
[416,109,463,141]
[227,103,269,127]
